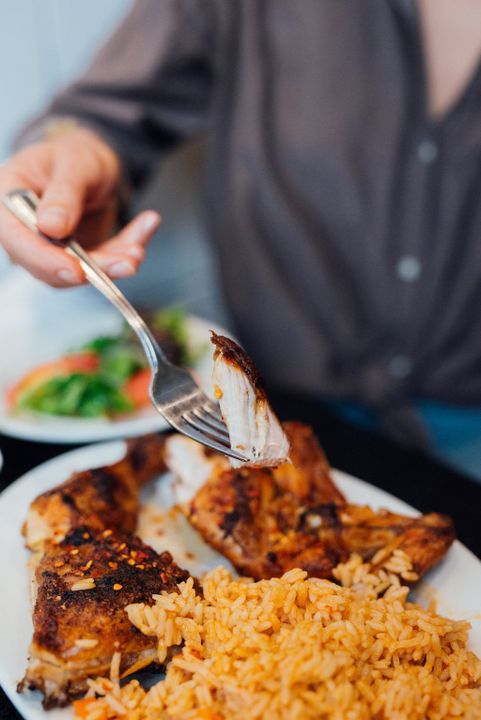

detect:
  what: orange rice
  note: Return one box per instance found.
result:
[78,552,481,720]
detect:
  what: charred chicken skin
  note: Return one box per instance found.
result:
[20,527,190,708]
[181,423,454,580]
[23,433,167,551]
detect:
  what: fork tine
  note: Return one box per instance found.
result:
[193,406,229,435]
[203,399,224,421]
[174,418,247,462]
[182,410,231,442]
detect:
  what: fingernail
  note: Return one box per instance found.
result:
[108,260,134,277]
[142,212,160,233]
[57,269,78,284]
[39,207,69,231]
[126,213,159,243]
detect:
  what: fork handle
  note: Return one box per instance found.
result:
[2,188,168,372]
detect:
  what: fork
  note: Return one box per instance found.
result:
[3,188,246,462]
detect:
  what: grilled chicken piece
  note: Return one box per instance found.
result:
[24,434,167,551]
[211,332,289,468]
[19,527,191,708]
[174,424,454,580]
[187,473,454,580]
[299,504,455,578]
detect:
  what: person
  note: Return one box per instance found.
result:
[1,0,481,479]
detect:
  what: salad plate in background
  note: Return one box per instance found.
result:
[0,268,226,443]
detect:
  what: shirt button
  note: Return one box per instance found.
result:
[417,140,438,164]
[396,256,422,282]
[388,355,412,379]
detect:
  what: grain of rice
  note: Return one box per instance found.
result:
[74,639,98,649]
[110,651,121,683]
[70,578,95,591]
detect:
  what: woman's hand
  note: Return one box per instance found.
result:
[0,127,161,287]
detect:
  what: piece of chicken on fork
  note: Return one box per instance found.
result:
[211,332,290,467]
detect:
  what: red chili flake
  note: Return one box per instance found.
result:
[55,595,62,602]
[102,529,113,538]
[70,549,79,555]
[119,543,127,551]
[108,562,118,570]
[54,561,64,568]
[128,559,136,566]
[136,564,145,570]
[160,572,169,583]
[130,550,137,559]
[82,532,90,540]
[113,583,123,591]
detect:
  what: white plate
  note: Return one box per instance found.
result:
[0,443,480,720]
[0,268,225,443]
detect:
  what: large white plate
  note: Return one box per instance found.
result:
[0,443,480,720]
[0,268,224,443]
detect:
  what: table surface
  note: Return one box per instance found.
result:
[1,393,480,720]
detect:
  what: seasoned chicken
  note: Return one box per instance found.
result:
[24,433,167,551]
[333,504,455,576]
[211,332,290,467]
[19,433,196,709]
[19,527,191,708]
[172,424,454,580]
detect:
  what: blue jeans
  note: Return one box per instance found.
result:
[326,399,481,482]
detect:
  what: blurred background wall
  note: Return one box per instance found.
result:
[0,0,229,325]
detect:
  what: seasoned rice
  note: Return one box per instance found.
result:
[76,552,481,720]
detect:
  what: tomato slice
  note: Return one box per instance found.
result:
[122,368,151,409]
[6,352,100,407]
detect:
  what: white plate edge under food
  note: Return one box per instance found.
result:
[0,441,480,720]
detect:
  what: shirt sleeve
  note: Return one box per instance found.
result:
[17,0,215,188]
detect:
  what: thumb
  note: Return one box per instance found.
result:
[37,155,88,238]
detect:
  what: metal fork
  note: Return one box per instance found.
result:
[3,188,246,462]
